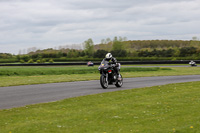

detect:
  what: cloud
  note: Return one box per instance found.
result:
[0,0,200,54]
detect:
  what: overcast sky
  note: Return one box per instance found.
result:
[0,0,200,54]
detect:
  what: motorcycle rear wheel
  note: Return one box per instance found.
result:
[100,75,108,89]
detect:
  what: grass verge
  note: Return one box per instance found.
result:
[1,66,200,87]
[0,66,168,76]
[1,81,200,132]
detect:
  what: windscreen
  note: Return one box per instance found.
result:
[101,60,109,66]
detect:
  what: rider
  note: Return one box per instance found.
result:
[102,53,121,79]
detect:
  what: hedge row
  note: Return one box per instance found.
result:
[1,56,200,64]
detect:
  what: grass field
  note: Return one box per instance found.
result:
[0,66,170,87]
[0,66,169,76]
[1,81,200,133]
[1,65,200,132]
[0,65,200,87]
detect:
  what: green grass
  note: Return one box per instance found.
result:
[1,66,200,87]
[1,81,200,133]
[0,66,168,76]
[0,66,171,87]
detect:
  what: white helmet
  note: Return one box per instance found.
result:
[105,53,112,60]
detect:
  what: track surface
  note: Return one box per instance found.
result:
[1,75,200,109]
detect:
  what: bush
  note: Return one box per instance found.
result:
[20,59,25,63]
[49,59,54,63]
[28,59,34,63]
[0,59,18,63]
[94,50,108,58]
[36,60,41,63]
[41,59,46,63]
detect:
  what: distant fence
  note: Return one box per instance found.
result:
[0,60,199,66]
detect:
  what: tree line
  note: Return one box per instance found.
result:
[1,37,200,63]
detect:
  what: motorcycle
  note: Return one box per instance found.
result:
[189,61,197,67]
[98,60,123,89]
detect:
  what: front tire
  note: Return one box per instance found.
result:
[100,75,108,89]
[115,74,123,87]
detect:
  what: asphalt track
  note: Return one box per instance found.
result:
[1,75,200,109]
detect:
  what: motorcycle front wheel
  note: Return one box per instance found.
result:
[115,74,123,87]
[100,75,108,89]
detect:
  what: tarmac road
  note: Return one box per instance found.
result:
[1,75,200,109]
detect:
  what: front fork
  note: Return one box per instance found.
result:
[105,73,108,83]
[102,71,109,85]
